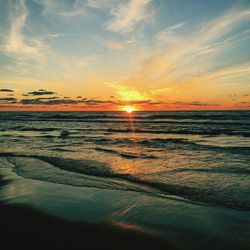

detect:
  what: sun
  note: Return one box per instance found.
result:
[123,106,136,113]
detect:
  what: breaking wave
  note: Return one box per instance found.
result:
[1,153,250,210]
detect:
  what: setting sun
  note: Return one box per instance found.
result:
[123,106,136,113]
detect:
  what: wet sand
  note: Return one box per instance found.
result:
[1,166,250,250]
[1,203,174,250]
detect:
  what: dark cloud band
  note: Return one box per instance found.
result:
[0,89,14,92]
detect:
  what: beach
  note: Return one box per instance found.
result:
[0,111,250,249]
[1,160,250,250]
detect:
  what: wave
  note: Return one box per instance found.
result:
[1,111,249,122]
[0,126,58,132]
[2,155,155,193]
[146,114,250,120]
[105,128,250,137]
[93,147,158,159]
[140,138,188,145]
[20,127,58,132]
[172,166,250,175]
[87,137,190,146]
[140,138,250,150]
[1,153,249,210]
[50,148,76,152]
[2,130,249,154]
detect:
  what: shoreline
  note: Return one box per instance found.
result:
[0,169,176,250]
[1,167,250,250]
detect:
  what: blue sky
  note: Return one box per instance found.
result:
[0,0,249,110]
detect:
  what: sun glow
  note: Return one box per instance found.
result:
[123,106,136,113]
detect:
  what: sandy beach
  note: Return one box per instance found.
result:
[1,159,250,250]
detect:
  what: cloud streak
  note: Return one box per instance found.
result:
[106,0,153,33]
[0,89,14,92]
[112,7,250,102]
[27,89,56,96]
[0,97,17,103]
[5,0,47,59]
[35,0,86,18]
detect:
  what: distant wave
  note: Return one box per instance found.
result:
[146,114,250,120]
[0,126,58,132]
[8,126,250,137]
[19,127,58,132]
[1,111,249,122]
[39,135,250,154]
[1,131,249,154]
[105,128,250,137]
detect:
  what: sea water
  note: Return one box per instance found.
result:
[0,111,249,210]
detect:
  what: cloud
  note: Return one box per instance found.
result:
[18,95,118,106]
[37,97,59,100]
[105,38,136,50]
[2,1,92,80]
[21,98,79,105]
[106,0,153,33]
[127,99,164,105]
[0,89,14,92]
[47,33,67,38]
[82,99,117,106]
[5,0,47,58]
[86,0,114,9]
[171,101,220,107]
[35,0,86,18]
[0,97,17,103]
[155,22,185,44]
[27,89,56,96]
[1,3,249,111]
[111,7,250,101]
[2,0,50,74]
[0,87,227,110]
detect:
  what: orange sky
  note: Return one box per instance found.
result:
[0,0,249,111]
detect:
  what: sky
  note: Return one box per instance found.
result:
[0,0,249,111]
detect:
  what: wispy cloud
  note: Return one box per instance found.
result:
[47,33,67,38]
[113,7,250,100]
[106,0,153,33]
[35,0,86,18]
[86,0,114,9]
[155,22,185,41]
[105,38,136,50]
[5,0,47,59]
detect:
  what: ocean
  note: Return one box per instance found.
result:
[0,110,249,210]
